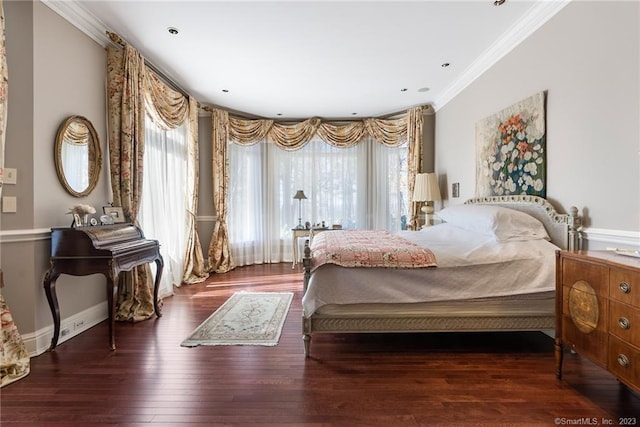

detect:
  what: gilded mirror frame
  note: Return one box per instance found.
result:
[54,115,102,197]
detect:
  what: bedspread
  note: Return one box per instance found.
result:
[310,230,437,271]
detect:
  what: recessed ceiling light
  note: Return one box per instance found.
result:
[352,112,357,115]
[400,88,408,92]
[441,62,450,68]
[418,87,430,92]
[222,89,229,93]
[276,113,283,116]
[167,27,179,35]
[494,0,506,5]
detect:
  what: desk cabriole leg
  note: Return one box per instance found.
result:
[153,256,164,317]
[44,269,61,351]
[107,275,118,351]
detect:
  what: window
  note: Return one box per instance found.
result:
[139,114,189,297]
[227,135,408,266]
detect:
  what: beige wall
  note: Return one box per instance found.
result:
[1,1,108,353]
[197,114,215,257]
[435,1,639,246]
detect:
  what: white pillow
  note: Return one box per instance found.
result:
[436,204,550,242]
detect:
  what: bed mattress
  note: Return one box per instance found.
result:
[302,224,560,317]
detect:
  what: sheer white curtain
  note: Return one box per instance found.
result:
[227,135,408,266]
[139,114,189,297]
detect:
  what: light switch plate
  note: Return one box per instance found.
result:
[2,196,17,213]
[4,168,16,184]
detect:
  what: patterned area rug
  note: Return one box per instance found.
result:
[181,292,293,347]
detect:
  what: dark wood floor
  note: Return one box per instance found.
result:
[2,263,638,426]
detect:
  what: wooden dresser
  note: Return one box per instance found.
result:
[555,250,640,393]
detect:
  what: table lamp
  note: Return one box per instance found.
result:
[293,190,307,229]
[413,173,441,221]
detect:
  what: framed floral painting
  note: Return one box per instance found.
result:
[475,91,546,198]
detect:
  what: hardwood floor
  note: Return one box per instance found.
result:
[2,263,638,426]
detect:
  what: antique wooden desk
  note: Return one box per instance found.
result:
[43,224,163,351]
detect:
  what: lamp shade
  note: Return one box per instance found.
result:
[293,190,307,200]
[412,173,441,202]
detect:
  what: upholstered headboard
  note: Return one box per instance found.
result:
[465,195,581,250]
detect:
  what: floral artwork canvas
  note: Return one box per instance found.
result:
[475,92,546,198]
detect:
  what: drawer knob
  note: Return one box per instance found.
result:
[617,354,630,368]
[619,282,631,294]
[618,317,631,330]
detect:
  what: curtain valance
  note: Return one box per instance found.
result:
[220,106,425,149]
[143,71,189,130]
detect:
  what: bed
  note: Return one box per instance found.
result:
[300,195,582,357]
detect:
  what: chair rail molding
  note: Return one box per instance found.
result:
[0,228,51,244]
[582,227,640,249]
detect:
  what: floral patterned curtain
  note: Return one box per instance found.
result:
[182,96,207,283]
[107,45,155,321]
[406,106,425,230]
[208,109,235,273]
[0,0,31,387]
[107,43,207,318]
[207,105,426,272]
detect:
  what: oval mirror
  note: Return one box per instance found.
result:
[54,115,102,197]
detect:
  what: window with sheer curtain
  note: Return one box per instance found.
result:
[139,114,189,297]
[227,135,408,266]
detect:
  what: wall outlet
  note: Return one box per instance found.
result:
[74,320,85,330]
[452,182,460,198]
[60,328,71,337]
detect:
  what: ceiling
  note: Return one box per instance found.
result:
[45,0,569,119]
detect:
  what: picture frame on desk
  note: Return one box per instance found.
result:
[103,206,125,223]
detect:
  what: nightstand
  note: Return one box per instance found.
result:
[291,228,311,269]
[291,228,333,269]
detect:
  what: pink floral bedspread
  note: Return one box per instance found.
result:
[310,230,437,270]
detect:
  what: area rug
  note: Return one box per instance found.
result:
[181,292,293,347]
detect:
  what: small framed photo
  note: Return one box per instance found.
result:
[103,206,125,223]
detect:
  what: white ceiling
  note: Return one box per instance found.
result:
[45,0,569,119]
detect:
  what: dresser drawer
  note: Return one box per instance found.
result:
[608,335,640,392]
[609,300,640,347]
[562,257,609,298]
[610,268,640,307]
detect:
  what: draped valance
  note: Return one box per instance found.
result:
[221,107,424,149]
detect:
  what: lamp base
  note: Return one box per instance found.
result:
[420,205,434,214]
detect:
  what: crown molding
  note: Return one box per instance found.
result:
[42,0,110,47]
[433,0,572,111]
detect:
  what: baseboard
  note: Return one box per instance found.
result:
[22,302,108,357]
